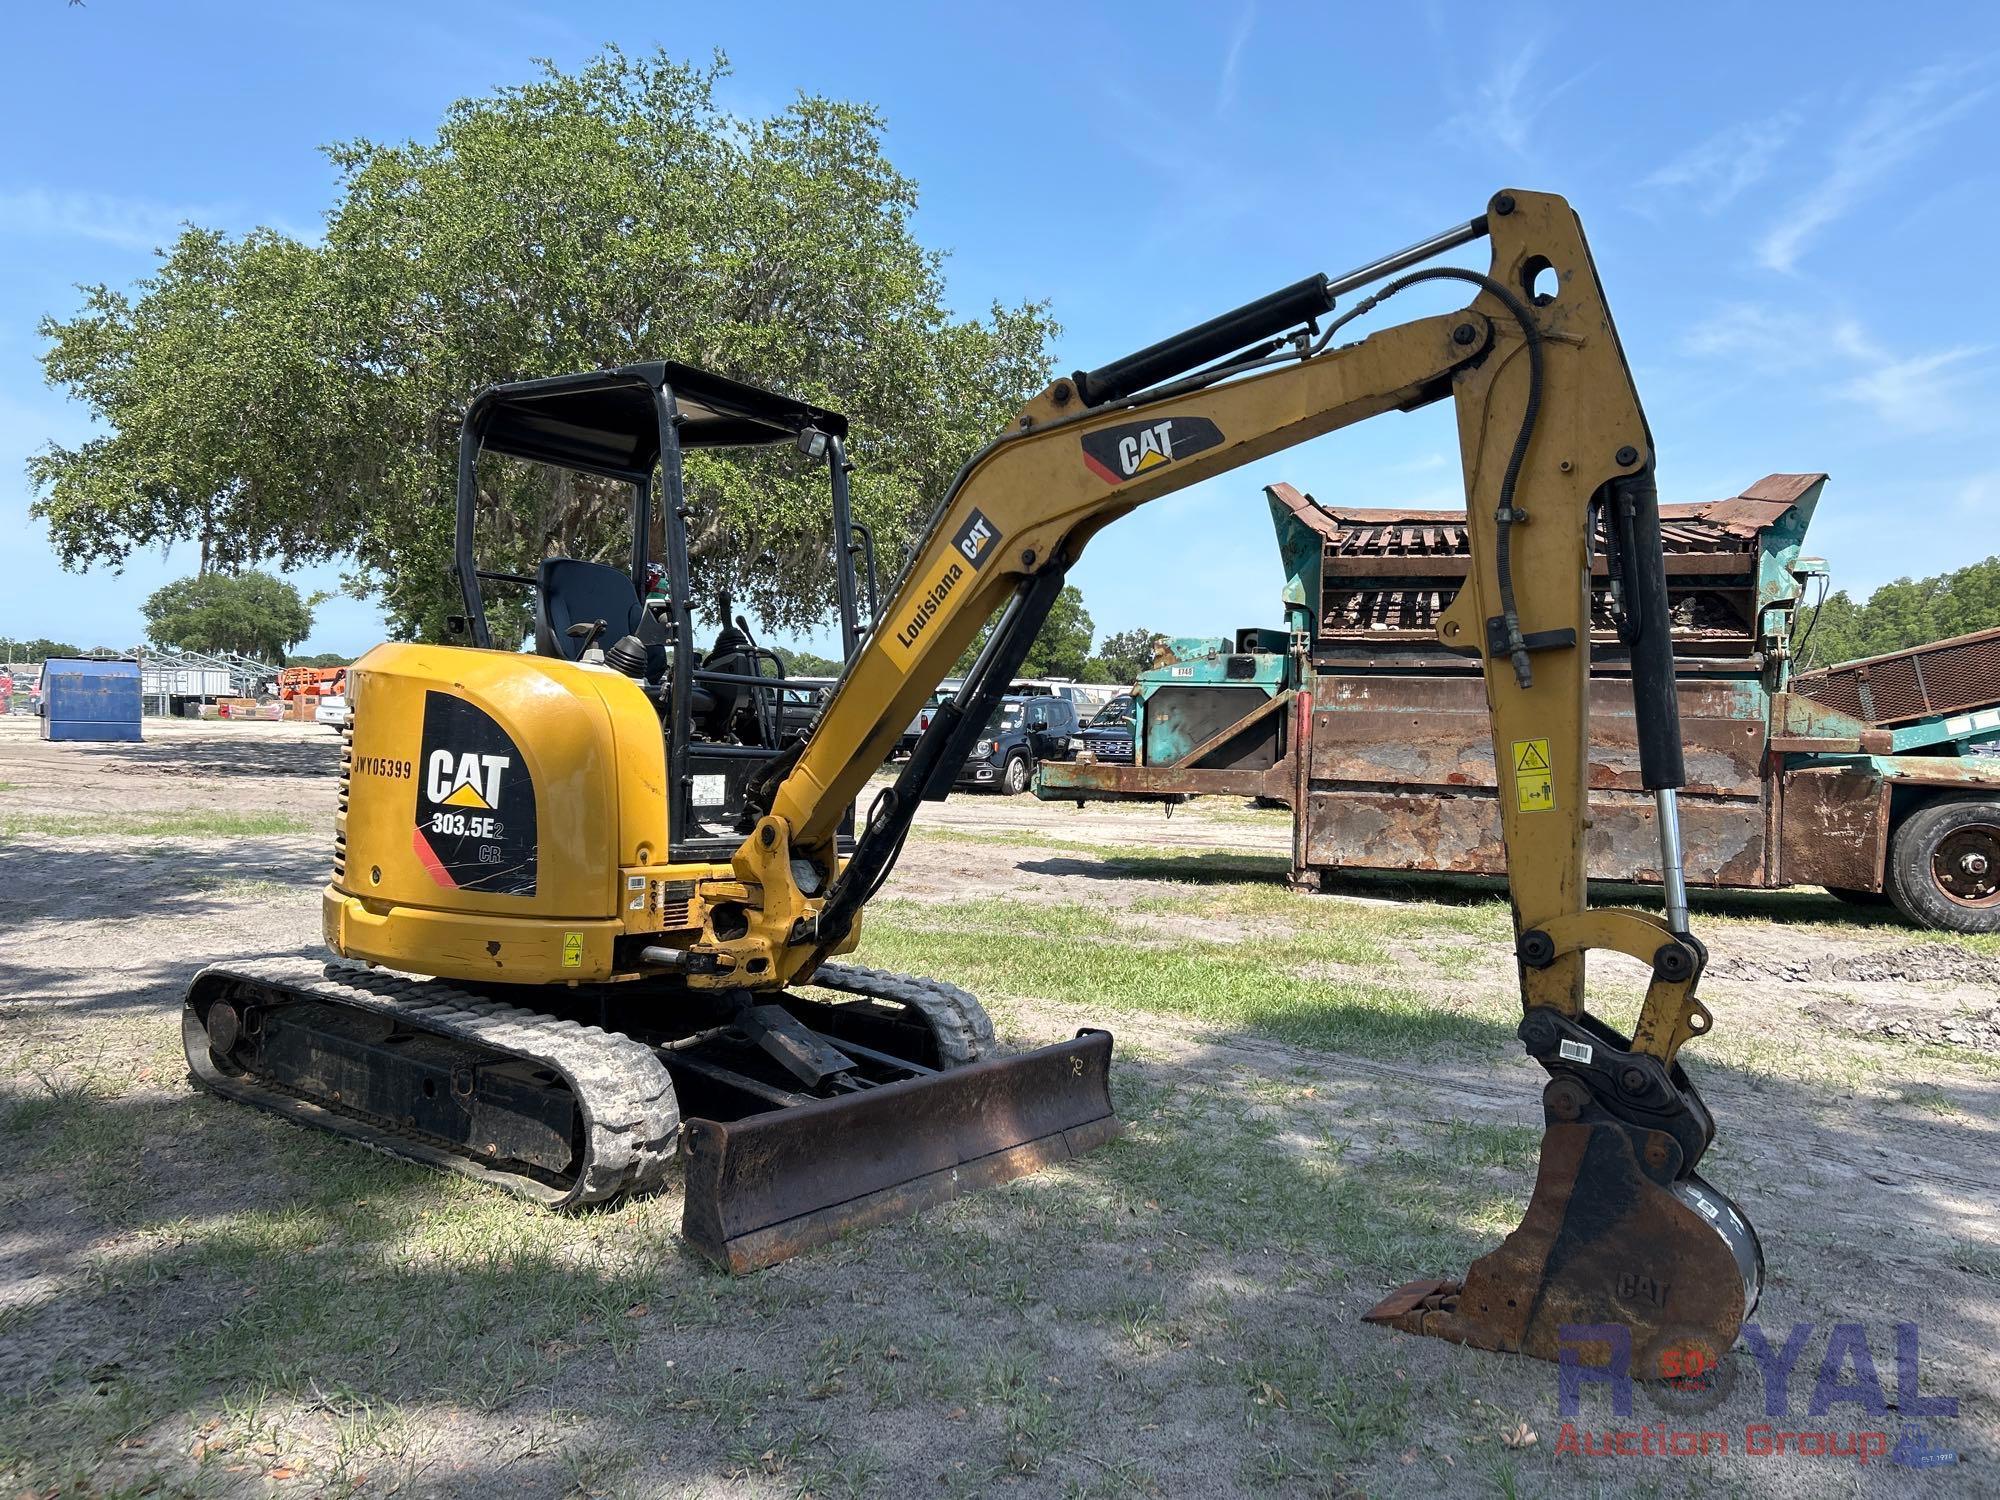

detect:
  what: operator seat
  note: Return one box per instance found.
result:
[535,558,647,659]
[533,557,676,690]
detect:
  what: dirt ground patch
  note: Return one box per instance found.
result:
[2,718,1996,1497]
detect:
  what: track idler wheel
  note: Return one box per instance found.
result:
[1365,1106,1762,1377]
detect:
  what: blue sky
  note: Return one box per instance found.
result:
[2,2,1997,659]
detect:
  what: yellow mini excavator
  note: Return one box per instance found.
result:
[185,190,1760,1376]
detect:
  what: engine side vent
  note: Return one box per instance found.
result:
[333,721,352,879]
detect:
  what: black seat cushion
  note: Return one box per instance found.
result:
[535,558,654,661]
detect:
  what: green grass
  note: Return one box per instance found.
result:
[0,780,18,792]
[855,896,1510,1057]
[909,824,1288,871]
[0,809,317,839]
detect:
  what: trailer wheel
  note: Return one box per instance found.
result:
[1885,798,2000,932]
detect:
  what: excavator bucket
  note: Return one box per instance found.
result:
[1365,1115,1763,1377]
[680,1029,1119,1272]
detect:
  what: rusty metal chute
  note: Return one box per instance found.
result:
[1793,625,2000,728]
[1268,474,1827,660]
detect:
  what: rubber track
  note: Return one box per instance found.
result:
[184,957,679,1210]
[808,962,997,1068]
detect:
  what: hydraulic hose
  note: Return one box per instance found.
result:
[1317,267,1545,688]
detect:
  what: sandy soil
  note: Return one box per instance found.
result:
[1,717,1995,1498]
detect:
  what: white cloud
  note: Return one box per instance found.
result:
[1637,111,1801,214]
[1758,59,1996,273]
[1681,301,1990,433]
[1679,303,1833,370]
[1451,41,1542,156]
[1441,40,1598,159]
[1834,343,1989,434]
[0,187,201,252]
[1951,471,2000,515]
[1215,3,1256,118]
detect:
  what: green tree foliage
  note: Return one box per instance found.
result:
[287,652,353,668]
[31,50,1056,642]
[952,584,1095,678]
[1795,555,2000,669]
[0,637,83,662]
[140,571,316,662]
[1089,625,1158,683]
[776,647,845,677]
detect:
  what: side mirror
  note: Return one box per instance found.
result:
[796,426,830,460]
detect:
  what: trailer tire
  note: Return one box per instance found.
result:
[1885,798,2000,933]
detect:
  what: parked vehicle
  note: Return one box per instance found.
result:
[957,693,1080,794]
[1008,678,1115,715]
[314,692,350,730]
[1071,694,1137,764]
[898,680,963,756]
[776,676,837,747]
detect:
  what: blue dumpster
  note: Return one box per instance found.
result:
[40,658,143,743]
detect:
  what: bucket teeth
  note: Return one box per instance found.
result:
[1362,1278,1465,1333]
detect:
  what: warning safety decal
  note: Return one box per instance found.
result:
[413,692,538,895]
[1511,737,1554,814]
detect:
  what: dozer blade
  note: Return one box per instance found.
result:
[1365,1118,1763,1376]
[681,1028,1118,1272]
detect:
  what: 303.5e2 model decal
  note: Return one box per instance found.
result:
[411,692,538,895]
[1080,415,1224,484]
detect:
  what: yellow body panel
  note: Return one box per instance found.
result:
[328,641,724,985]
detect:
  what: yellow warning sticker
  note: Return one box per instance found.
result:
[561,931,584,969]
[1512,738,1554,813]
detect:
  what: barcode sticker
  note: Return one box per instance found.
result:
[1558,1039,1594,1064]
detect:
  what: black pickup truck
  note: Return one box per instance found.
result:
[1069,694,1136,764]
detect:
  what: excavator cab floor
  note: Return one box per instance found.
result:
[1365,1118,1763,1376]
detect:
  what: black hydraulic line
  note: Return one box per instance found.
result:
[1792,571,1830,669]
[848,520,881,630]
[1319,265,1544,688]
[1071,275,1335,407]
[800,566,1069,951]
[827,437,862,660]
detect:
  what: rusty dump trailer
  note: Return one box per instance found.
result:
[1040,475,2000,929]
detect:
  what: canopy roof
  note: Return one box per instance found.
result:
[468,362,848,480]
